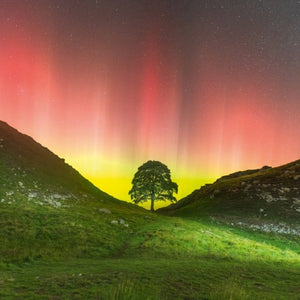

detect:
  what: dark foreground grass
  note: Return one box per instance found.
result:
[1,257,299,300]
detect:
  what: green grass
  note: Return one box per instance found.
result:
[0,198,299,299]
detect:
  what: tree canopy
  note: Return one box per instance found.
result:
[129,160,178,212]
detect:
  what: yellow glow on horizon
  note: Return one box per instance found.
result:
[87,176,215,209]
[65,154,218,210]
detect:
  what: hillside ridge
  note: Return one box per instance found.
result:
[158,159,300,222]
[0,120,116,207]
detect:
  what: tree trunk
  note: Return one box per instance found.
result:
[150,193,155,212]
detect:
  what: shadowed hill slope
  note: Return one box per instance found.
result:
[158,160,300,223]
[0,120,113,200]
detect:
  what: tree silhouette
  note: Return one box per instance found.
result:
[129,160,178,212]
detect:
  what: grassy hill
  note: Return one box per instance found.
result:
[0,121,299,299]
[0,120,114,200]
[158,160,300,222]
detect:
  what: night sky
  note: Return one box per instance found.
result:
[0,0,299,204]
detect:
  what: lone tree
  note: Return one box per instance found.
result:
[129,160,178,212]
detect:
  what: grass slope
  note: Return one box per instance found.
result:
[1,199,299,299]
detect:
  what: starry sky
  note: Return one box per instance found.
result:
[0,0,299,206]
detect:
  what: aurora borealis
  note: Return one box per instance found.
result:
[0,1,299,205]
